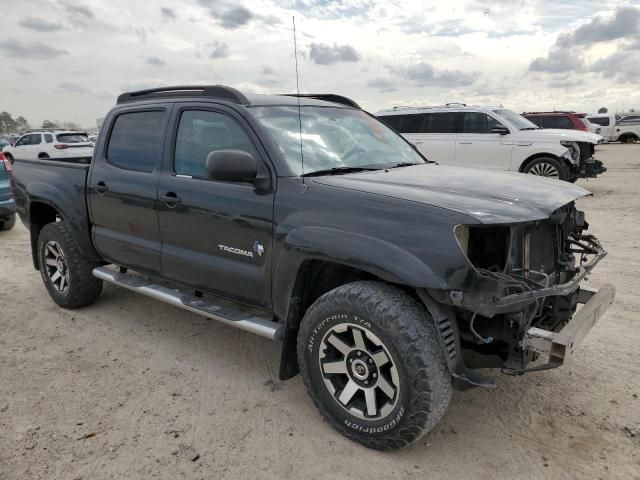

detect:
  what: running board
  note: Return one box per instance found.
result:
[92,266,283,340]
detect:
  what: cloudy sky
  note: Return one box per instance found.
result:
[2,0,639,127]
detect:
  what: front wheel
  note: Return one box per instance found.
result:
[522,156,568,181]
[297,281,452,450]
[37,221,103,308]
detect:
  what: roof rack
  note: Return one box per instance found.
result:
[281,94,361,109]
[522,111,578,115]
[116,85,250,105]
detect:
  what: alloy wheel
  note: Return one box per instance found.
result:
[529,162,559,178]
[44,241,69,293]
[319,323,400,420]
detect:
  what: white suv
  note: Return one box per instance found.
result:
[376,105,605,182]
[3,130,94,164]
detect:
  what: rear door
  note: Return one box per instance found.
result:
[87,106,171,274]
[455,112,512,170]
[414,112,458,164]
[157,104,275,309]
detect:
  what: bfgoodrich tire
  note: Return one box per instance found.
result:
[0,213,16,231]
[522,156,568,181]
[297,281,452,451]
[37,222,102,309]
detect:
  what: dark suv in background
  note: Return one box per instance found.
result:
[522,111,591,131]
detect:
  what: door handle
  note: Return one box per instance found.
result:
[95,181,108,194]
[459,141,472,144]
[160,192,182,207]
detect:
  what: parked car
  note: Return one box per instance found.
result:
[12,86,614,450]
[587,114,640,143]
[522,111,591,132]
[376,105,605,182]
[0,152,16,230]
[2,130,94,163]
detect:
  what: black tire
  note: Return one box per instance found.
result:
[0,213,16,231]
[4,153,13,164]
[37,222,102,308]
[621,135,638,144]
[522,156,568,181]
[297,281,451,451]
[38,152,50,159]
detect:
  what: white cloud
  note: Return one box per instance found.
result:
[1,0,638,127]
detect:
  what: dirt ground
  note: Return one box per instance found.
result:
[1,144,639,480]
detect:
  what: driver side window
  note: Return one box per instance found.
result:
[462,113,503,133]
[174,110,257,178]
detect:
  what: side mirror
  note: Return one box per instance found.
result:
[491,126,510,135]
[206,149,258,182]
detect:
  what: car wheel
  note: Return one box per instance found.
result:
[297,281,451,451]
[523,157,568,181]
[4,153,13,164]
[622,135,638,144]
[37,221,103,308]
[0,213,16,231]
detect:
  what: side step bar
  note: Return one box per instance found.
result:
[93,266,283,341]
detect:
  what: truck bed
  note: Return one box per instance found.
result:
[12,158,97,267]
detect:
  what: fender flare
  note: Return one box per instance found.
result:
[25,181,100,268]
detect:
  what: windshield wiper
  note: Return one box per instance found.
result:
[386,162,424,169]
[302,166,381,177]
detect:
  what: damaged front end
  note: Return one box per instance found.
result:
[430,203,614,378]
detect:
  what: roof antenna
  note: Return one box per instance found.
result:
[293,16,305,183]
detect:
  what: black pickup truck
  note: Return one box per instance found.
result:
[12,86,614,450]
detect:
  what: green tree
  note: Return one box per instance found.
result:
[597,107,608,114]
[0,112,18,134]
[15,116,30,132]
[42,120,59,129]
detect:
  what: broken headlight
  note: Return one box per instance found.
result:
[560,141,580,163]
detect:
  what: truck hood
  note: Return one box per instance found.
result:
[313,164,591,224]
[517,128,602,144]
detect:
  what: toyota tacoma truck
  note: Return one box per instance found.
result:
[11,86,614,451]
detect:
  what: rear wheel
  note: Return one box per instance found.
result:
[297,281,451,451]
[523,157,568,181]
[621,134,638,144]
[37,222,102,308]
[0,213,16,231]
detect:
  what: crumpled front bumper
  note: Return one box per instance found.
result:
[522,284,615,367]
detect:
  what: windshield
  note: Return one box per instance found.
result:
[251,106,424,175]
[493,109,539,130]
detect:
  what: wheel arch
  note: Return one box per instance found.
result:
[29,201,61,269]
[519,152,566,172]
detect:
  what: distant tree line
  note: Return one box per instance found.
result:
[0,112,81,134]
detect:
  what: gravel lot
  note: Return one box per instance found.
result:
[1,144,639,480]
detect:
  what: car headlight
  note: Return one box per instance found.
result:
[560,141,580,163]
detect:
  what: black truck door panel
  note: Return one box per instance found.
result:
[88,107,170,274]
[158,106,275,309]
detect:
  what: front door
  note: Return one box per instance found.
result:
[455,112,512,170]
[14,133,41,160]
[157,105,275,309]
[87,107,171,274]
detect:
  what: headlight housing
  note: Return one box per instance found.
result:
[560,141,580,164]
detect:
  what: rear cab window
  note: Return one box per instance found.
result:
[106,111,165,173]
